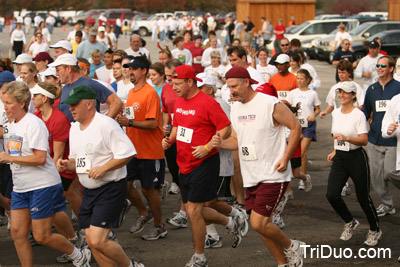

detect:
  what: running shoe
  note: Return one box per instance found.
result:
[108,230,118,243]
[5,211,10,231]
[71,210,78,222]
[284,239,305,267]
[141,224,168,241]
[158,181,169,201]
[168,182,180,194]
[227,213,248,248]
[166,211,188,228]
[304,174,312,192]
[119,199,132,227]
[340,219,360,241]
[341,183,351,197]
[132,260,145,267]
[130,211,154,233]
[364,229,382,246]
[285,190,294,200]
[376,204,396,217]
[204,234,222,248]
[72,247,91,267]
[185,254,208,267]
[28,231,40,246]
[275,193,288,215]
[298,180,305,190]
[272,214,285,229]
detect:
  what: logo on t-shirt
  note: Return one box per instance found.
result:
[176,108,196,116]
[85,143,94,155]
[132,102,141,112]
[238,114,256,124]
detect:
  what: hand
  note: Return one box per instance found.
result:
[116,114,129,126]
[363,72,372,78]
[307,114,316,122]
[191,145,209,159]
[0,152,10,163]
[57,159,69,172]
[211,132,222,148]
[333,134,347,142]
[274,158,288,172]
[387,121,399,136]
[196,56,202,61]
[162,137,172,150]
[163,125,171,136]
[319,112,326,119]
[88,166,106,179]
[327,150,336,162]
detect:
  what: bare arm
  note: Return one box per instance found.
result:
[88,155,134,179]
[116,113,158,130]
[333,133,368,146]
[52,141,66,166]
[0,149,46,166]
[104,93,123,119]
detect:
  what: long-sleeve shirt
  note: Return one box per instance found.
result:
[10,29,26,45]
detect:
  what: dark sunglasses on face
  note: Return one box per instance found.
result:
[281,44,289,47]
[376,64,387,68]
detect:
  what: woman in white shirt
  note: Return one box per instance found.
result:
[333,24,352,52]
[204,50,227,89]
[10,23,26,58]
[326,81,381,247]
[255,47,277,82]
[287,69,321,189]
[28,32,49,58]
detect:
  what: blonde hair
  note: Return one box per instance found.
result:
[22,62,39,83]
[2,81,31,111]
[37,81,62,105]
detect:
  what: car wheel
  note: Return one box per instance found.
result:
[138,27,148,36]
[355,51,366,61]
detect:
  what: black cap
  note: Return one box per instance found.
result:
[123,56,150,70]
[369,41,379,48]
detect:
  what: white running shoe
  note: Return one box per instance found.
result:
[364,229,382,246]
[72,247,91,267]
[272,214,285,229]
[204,234,222,248]
[376,204,396,217]
[340,219,360,241]
[284,239,305,267]
[166,211,188,228]
[158,181,169,201]
[341,183,351,197]
[298,180,305,190]
[304,175,312,192]
[168,182,180,194]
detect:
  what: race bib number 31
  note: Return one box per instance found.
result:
[376,100,389,112]
[334,139,350,151]
[76,157,91,173]
[176,126,194,144]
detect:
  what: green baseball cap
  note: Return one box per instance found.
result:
[61,85,96,105]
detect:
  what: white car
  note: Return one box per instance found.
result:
[137,13,173,36]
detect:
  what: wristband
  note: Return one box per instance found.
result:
[204,144,211,152]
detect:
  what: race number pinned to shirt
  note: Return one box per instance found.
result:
[76,157,91,174]
[334,139,350,152]
[123,107,135,119]
[7,134,22,171]
[298,117,308,128]
[375,100,389,112]
[176,126,194,144]
[277,91,288,101]
[240,145,257,161]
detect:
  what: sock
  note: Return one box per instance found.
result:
[290,239,299,250]
[68,247,81,261]
[229,207,239,216]
[226,217,234,229]
[129,260,134,267]
[69,234,78,242]
[194,253,206,260]
[206,224,219,238]
[179,210,187,217]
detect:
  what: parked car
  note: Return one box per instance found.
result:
[314,21,400,62]
[85,12,101,27]
[350,30,400,60]
[71,9,107,26]
[105,10,142,26]
[24,12,67,27]
[136,13,173,36]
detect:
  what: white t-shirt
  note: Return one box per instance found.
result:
[0,101,9,152]
[204,65,227,89]
[67,30,86,42]
[331,108,368,150]
[7,113,61,193]
[201,47,226,67]
[355,54,383,91]
[95,66,113,83]
[326,82,365,109]
[381,94,400,170]
[335,31,352,48]
[287,88,321,119]
[117,80,133,101]
[125,47,150,58]
[171,48,192,66]
[300,63,321,91]
[69,112,136,189]
[256,64,277,82]
[231,93,292,186]
[29,42,49,57]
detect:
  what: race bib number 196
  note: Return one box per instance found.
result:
[375,100,389,112]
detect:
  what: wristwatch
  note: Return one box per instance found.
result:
[128,120,133,127]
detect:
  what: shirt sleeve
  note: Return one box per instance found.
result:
[51,113,70,142]
[28,119,49,152]
[381,98,397,138]
[90,79,112,104]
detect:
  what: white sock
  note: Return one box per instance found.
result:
[69,234,78,242]
[226,217,234,229]
[179,210,187,217]
[194,253,206,260]
[129,260,134,267]
[289,239,299,250]
[206,224,219,238]
[229,207,239,216]
[68,247,81,261]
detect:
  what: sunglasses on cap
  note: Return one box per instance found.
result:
[376,64,388,68]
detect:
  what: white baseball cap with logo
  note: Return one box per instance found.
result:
[12,53,32,64]
[49,40,73,52]
[48,53,78,67]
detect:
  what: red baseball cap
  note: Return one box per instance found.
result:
[225,66,258,84]
[171,65,202,82]
[33,52,54,63]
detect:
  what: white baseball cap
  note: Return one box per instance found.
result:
[98,26,105,32]
[196,72,217,88]
[275,54,290,64]
[12,53,32,64]
[337,81,357,93]
[39,67,58,78]
[49,40,73,52]
[48,53,77,67]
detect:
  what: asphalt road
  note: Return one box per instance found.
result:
[0,25,399,267]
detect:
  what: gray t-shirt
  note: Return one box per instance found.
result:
[262,23,273,41]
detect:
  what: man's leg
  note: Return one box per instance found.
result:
[142,186,162,226]
[127,181,148,216]
[53,211,77,239]
[186,201,207,254]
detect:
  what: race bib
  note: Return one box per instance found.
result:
[375,100,389,112]
[76,157,91,174]
[3,124,9,140]
[10,162,21,171]
[298,117,308,128]
[240,145,257,161]
[334,139,350,152]
[176,126,194,144]
[123,106,135,119]
[277,91,288,101]
[193,57,201,64]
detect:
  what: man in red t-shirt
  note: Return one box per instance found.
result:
[273,18,286,54]
[162,65,248,267]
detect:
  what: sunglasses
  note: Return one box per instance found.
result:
[280,44,289,47]
[376,64,388,68]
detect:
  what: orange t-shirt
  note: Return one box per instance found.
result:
[125,83,165,160]
[269,72,298,101]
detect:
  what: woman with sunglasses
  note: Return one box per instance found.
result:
[326,81,380,246]
[28,32,49,58]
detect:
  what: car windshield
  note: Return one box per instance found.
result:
[290,21,310,34]
[350,23,372,35]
